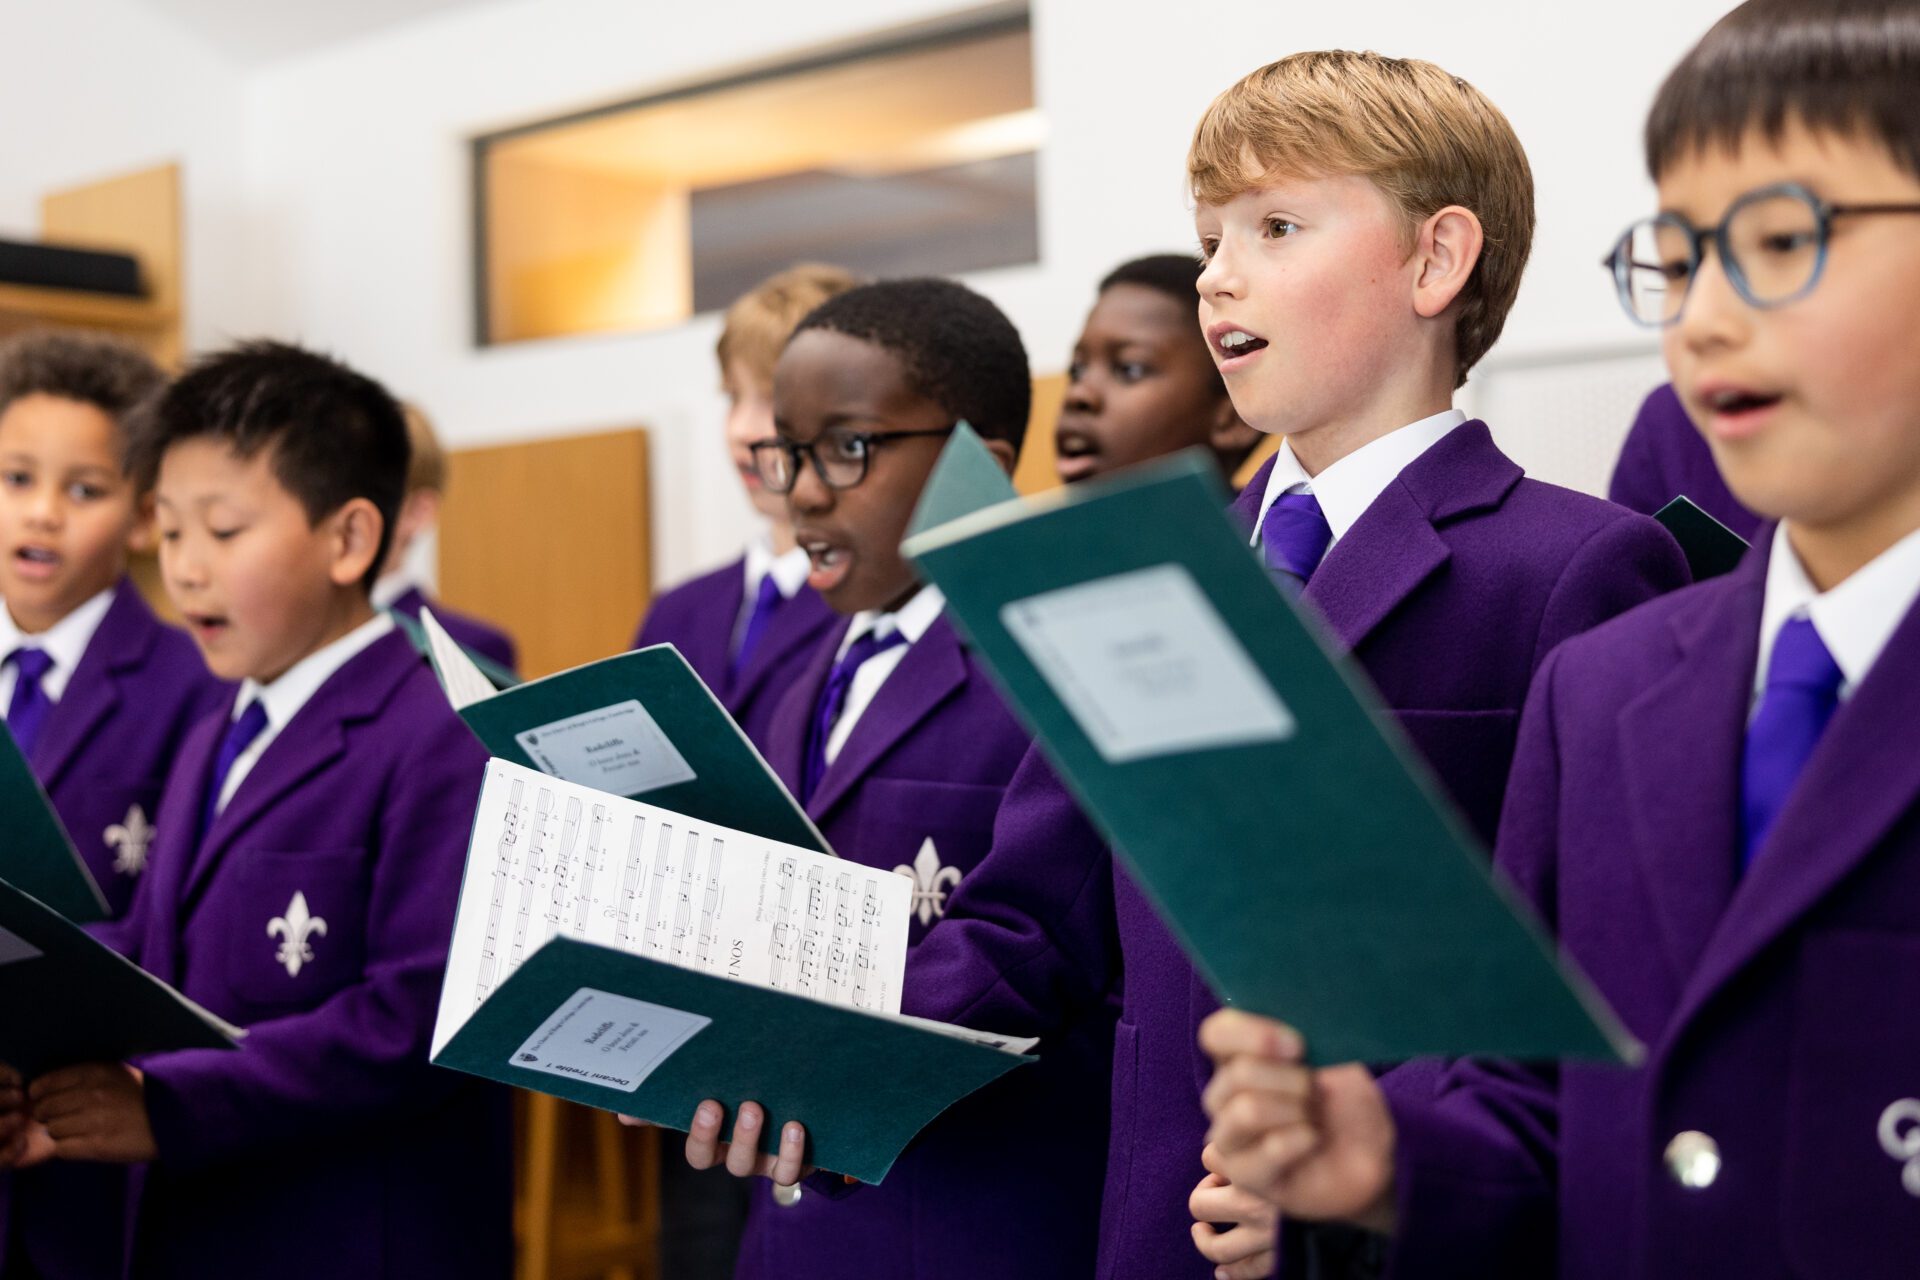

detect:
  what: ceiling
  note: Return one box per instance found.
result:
[135,0,507,63]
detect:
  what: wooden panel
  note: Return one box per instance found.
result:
[39,163,183,366]
[438,429,651,678]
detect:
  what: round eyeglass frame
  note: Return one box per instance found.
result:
[1602,181,1920,328]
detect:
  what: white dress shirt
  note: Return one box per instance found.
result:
[0,586,116,708]
[1248,409,1468,567]
[737,532,812,648]
[216,612,396,814]
[1752,521,1920,712]
[824,585,946,766]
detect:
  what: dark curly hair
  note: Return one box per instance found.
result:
[789,278,1031,452]
[0,330,166,472]
[127,340,409,593]
[1099,253,1204,306]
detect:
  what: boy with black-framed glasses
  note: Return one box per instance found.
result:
[1200,2,1920,1276]
[674,277,1115,1280]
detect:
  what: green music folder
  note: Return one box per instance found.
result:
[0,877,239,1078]
[421,610,827,853]
[432,936,1032,1184]
[0,724,108,924]
[1654,495,1750,582]
[902,442,1637,1066]
[390,606,520,690]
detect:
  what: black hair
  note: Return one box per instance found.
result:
[128,340,408,593]
[1647,0,1920,180]
[0,331,165,473]
[1099,253,1205,305]
[789,278,1031,452]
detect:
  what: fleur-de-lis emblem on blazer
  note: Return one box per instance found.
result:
[103,804,154,877]
[267,891,328,978]
[1879,1098,1920,1197]
[893,837,963,927]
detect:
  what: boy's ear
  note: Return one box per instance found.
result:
[325,498,386,590]
[124,492,157,556]
[984,437,1018,477]
[1412,205,1484,320]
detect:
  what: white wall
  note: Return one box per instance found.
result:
[6,0,1736,588]
[0,0,249,353]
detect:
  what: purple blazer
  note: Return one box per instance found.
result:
[904,422,1691,1280]
[388,584,518,675]
[1,579,225,1279]
[730,612,1114,1280]
[1384,533,1920,1280]
[106,629,511,1280]
[16,578,227,921]
[633,556,837,751]
[1609,383,1762,542]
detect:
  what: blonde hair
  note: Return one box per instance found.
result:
[400,401,446,495]
[1188,50,1535,386]
[716,263,861,393]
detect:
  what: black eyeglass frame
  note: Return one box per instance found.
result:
[748,424,958,494]
[1602,181,1920,328]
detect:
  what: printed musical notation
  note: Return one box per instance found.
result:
[434,760,914,1054]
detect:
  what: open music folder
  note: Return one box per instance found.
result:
[901,432,1638,1066]
[0,722,108,924]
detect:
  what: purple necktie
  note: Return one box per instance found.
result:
[5,648,55,758]
[801,628,907,804]
[732,574,786,675]
[1740,616,1843,871]
[200,699,271,843]
[1260,490,1333,591]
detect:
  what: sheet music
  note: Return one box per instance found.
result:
[420,608,498,711]
[433,760,914,1055]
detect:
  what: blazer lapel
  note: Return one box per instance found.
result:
[1616,545,1766,985]
[179,633,411,912]
[31,580,154,790]
[137,706,228,985]
[1671,580,1920,1034]
[806,617,969,822]
[729,588,836,714]
[1304,422,1520,652]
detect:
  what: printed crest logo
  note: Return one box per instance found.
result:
[893,837,962,927]
[103,804,154,877]
[518,1053,540,1065]
[1879,1098,1920,1198]
[267,890,328,978]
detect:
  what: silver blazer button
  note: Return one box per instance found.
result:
[1665,1130,1721,1189]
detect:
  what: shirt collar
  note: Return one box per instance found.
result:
[235,611,395,729]
[743,532,811,602]
[1250,409,1467,546]
[0,585,117,686]
[837,584,946,660]
[1756,520,1920,701]
[369,571,417,610]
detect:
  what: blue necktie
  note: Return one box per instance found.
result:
[1260,490,1334,591]
[801,628,907,804]
[1740,616,1844,871]
[5,648,55,757]
[732,574,786,676]
[200,699,271,843]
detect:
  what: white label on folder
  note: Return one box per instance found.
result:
[1001,563,1296,763]
[0,925,44,967]
[516,701,696,797]
[510,986,710,1094]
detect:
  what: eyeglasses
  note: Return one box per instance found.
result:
[1603,181,1920,327]
[748,423,957,494]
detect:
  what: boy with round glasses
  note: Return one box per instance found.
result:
[1200,3,1920,1276]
